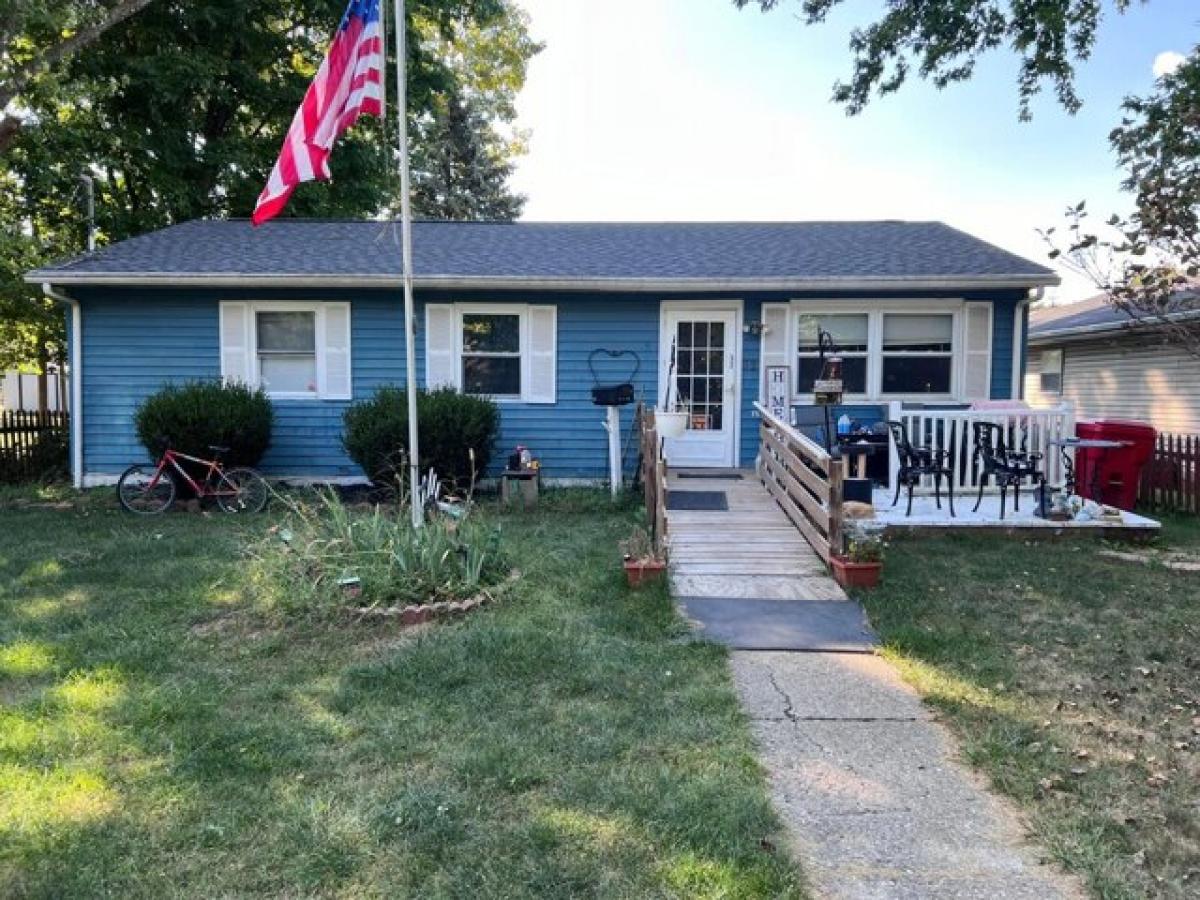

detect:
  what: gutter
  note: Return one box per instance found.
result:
[23,272,1061,292]
[42,284,83,488]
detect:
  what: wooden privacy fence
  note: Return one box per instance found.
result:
[1139,432,1200,514]
[637,403,668,554]
[755,402,844,563]
[0,410,69,483]
[886,401,1075,496]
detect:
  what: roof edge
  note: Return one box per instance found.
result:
[26,272,1060,291]
[1029,308,1200,344]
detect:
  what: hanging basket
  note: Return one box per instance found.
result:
[656,410,688,438]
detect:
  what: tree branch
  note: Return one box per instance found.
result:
[0,0,157,111]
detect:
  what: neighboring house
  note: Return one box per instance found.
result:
[25,219,1056,487]
[1026,290,1200,433]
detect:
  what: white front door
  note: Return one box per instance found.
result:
[660,305,740,468]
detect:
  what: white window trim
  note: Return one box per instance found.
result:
[1039,348,1064,395]
[224,301,350,401]
[457,303,525,401]
[794,311,871,398]
[878,310,958,400]
[784,299,966,403]
[450,303,556,404]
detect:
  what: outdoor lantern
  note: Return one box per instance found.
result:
[813,331,844,406]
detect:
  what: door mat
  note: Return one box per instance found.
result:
[676,472,744,480]
[666,490,728,511]
[676,597,878,652]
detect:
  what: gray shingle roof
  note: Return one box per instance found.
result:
[1030,288,1200,340]
[26,218,1058,289]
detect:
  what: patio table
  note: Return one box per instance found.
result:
[1047,437,1128,504]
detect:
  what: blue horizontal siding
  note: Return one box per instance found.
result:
[72,285,1029,481]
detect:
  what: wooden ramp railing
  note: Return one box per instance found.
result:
[754,402,845,563]
[638,403,668,555]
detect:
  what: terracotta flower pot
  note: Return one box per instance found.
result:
[830,555,882,589]
[623,557,667,588]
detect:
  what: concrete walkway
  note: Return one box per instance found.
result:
[732,652,1084,899]
[663,470,1083,899]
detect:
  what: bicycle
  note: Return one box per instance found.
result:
[117,444,270,515]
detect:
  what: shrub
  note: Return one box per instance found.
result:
[343,387,499,488]
[247,490,509,616]
[134,380,274,466]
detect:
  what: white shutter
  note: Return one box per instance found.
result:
[524,305,557,403]
[219,302,251,386]
[425,304,457,389]
[962,302,993,400]
[759,303,790,401]
[318,302,352,400]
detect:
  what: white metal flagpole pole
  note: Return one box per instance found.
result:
[393,0,422,528]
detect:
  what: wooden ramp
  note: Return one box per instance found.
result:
[666,470,848,604]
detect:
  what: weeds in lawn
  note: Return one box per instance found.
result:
[247,490,509,616]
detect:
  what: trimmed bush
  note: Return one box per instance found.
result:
[134,380,274,466]
[343,387,499,488]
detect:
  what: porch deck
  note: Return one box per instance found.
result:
[870,487,1161,535]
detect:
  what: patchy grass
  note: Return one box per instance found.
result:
[858,519,1200,899]
[0,491,803,898]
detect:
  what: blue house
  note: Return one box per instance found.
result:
[26,220,1058,487]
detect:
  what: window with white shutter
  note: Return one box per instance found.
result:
[425,303,558,403]
[218,301,352,400]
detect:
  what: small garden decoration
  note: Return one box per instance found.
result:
[831,525,884,589]
[620,526,666,588]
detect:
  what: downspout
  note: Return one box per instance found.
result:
[42,284,83,488]
[1012,287,1044,400]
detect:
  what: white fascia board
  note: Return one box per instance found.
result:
[25,272,1062,292]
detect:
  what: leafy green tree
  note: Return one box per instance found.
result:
[1,0,539,388]
[0,0,158,152]
[738,1,1200,352]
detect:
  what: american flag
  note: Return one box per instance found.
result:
[252,0,385,225]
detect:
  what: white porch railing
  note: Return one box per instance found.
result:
[886,401,1076,497]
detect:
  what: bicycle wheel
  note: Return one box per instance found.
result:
[117,465,177,514]
[216,467,270,513]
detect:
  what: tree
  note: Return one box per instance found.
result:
[0,0,539,390]
[0,0,158,153]
[738,1,1200,353]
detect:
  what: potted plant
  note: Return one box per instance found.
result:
[620,527,667,587]
[830,528,884,589]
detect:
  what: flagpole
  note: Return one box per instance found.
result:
[393,0,422,528]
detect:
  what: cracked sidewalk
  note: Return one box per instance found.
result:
[732,651,1086,900]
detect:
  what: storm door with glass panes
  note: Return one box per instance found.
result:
[661,308,739,467]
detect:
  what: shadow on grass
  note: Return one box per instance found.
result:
[1,497,805,898]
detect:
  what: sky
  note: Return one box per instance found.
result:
[507,0,1199,303]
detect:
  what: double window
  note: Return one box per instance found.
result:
[792,308,962,399]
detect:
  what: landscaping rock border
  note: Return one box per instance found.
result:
[349,569,521,627]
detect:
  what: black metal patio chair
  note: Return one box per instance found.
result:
[887,421,955,518]
[971,422,1046,520]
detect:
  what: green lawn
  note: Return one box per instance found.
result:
[0,490,804,899]
[858,517,1200,900]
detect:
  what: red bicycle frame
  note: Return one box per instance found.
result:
[149,448,240,499]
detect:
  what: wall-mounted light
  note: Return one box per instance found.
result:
[743,321,769,337]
